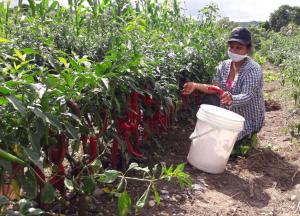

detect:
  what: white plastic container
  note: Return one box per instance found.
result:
[187,104,245,174]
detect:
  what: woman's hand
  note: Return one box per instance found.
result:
[221,91,233,106]
[182,82,196,95]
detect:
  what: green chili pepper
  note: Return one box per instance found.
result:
[0,149,26,165]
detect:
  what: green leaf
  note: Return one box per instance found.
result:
[152,164,159,176]
[62,71,74,88]
[118,191,131,216]
[90,159,102,173]
[95,61,112,76]
[29,107,63,130]
[116,178,125,192]
[83,176,96,195]
[14,48,25,61]
[64,122,79,140]
[45,112,63,130]
[0,195,10,206]
[22,48,38,55]
[45,75,61,88]
[5,80,23,88]
[22,146,42,170]
[127,162,139,171]
[136,184,150,211]
[64,178,74,191]
[98,170,121,183]
[77,57,89,64]
[58,57,68,68]
[41,183,56,204]
[127,163,149,173]
[152,184,160,205]
[0,97,8,105]
[28,0,36,16]
[174,163,185,174]
[0,86,11,95]
[22,169,38,199]
[14,60,30,70]
[29,119,45,152]
[0,37,10,43]
[18,198,31,213]
[28,106,49,122]
[28,207,44,215]
[47,1,58,14]
[69,59,78,68]
[6,95,26,115]
[167,165,174,175]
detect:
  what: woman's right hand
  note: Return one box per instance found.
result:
[182,82,196,95]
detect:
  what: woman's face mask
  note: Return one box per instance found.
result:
[227,50,247,62]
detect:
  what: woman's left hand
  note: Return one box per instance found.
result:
[221,91,233,106]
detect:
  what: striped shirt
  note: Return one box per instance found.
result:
[212,57,265,140]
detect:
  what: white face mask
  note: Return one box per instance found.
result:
[227,50,247,62]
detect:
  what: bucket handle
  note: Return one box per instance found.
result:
[189,128,215,140]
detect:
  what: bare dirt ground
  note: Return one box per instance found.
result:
[136,63,300,216]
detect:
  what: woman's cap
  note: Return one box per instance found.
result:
[228,27,252,46]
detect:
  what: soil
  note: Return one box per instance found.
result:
[61,63,300,216]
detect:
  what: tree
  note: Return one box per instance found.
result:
[269,5,300,32]
[293,6,300,26]
[261,21,270,31]
[269,5,292,32]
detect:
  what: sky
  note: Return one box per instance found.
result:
[4,0,300,22]
[181,0,300,22]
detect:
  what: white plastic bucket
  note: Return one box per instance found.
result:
[187,104,245,174]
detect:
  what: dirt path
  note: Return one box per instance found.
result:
[138,63,300,216]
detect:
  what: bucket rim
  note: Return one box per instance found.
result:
[199,104,245,122]
[196,104,245,131]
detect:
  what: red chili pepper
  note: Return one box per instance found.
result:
[111,139,119,169]
[48,147,59,164]
[88,135,98,163]
[49,164,65,194]
[116,118,143,157]
[80,134,88,155]
[123,129,143,157]
[142,94,153,107]
[207,86,224,95]
[59,134,68,165]
[48,134,68,165]
[32,164,46,186]
[99,112,108,136]
[130,92,141,124]
[131,123,140,146]
[159,111,167,132]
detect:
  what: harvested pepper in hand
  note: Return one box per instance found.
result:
[207,86,224,95]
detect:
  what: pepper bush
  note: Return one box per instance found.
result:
[0,0,228,214]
